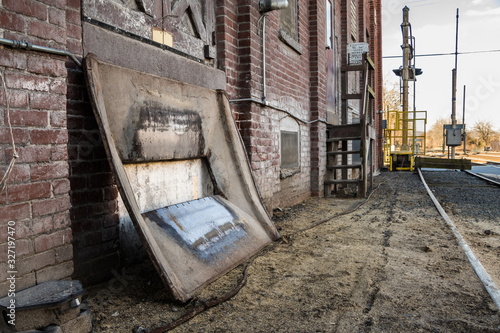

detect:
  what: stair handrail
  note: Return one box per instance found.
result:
[360,53,371,197]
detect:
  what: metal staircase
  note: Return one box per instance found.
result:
[325,54,376,198]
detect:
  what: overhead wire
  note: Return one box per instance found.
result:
[383,49,500,59]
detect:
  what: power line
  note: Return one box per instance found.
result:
[383,49,500,59]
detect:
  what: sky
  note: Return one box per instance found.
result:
[382,0,500,131]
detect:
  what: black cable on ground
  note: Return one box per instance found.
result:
[286,182,383,239]
[138,180,387,333]
[147,264,251,333]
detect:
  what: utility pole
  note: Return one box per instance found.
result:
[401,6,411,150]
[451,8,459,159]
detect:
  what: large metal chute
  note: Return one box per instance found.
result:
[84,54,279,302]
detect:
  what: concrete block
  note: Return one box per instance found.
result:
[60,309,92,333]
[0,281,84,332]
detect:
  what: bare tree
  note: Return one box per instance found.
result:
[492,133,500,151]
[382,79,402,139]
[472,121,495,147]
[382,79,401,113]
[426,118,449,150]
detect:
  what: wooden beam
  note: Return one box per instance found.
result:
[414,157,472,170]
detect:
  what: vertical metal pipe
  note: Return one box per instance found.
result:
[412,36,416,112]
[455,9,459,71]
[463,85,466,154]
[401,6,410,150]
[262,15,267,104]
[451,8,459,159]
[413,72,416,112]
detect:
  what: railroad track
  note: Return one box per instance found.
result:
[465,170,500,187]
[418,168,500,310]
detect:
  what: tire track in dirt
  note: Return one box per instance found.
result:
[332,177,399,332]
[364,172,500,332]
[361,187,397,318]
[86,172,500,332]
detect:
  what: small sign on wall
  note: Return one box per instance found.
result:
[347,42,369,65]
[152,27,173,47]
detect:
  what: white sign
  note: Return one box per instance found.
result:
[347,43,369,65]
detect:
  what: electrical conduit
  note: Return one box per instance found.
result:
[0,37,82,67]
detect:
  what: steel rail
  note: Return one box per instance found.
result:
[417,168,500,311]
[464,170,500,187]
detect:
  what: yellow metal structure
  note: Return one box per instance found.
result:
[384,110,427,171]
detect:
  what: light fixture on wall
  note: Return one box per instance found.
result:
[259,0,289,13]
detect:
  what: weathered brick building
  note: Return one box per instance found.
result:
[0,0,382,296]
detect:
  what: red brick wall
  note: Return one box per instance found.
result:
[0,0,73,297]
[217,0,317,209]
[65,0,120,286]
[364,0,383,169]
[373,0,384,169]
[340,0,351,64]
[309,0,327,196]
[216,0,383,207]
[0,0,120,296]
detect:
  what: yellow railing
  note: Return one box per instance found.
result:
[384,110,427,170]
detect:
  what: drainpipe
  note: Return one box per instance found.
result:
[0,37,82,67]
[230,96,326,125]
[258,0,288,104]
[229,1,328,125]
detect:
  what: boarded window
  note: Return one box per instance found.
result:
[279,0,302,53]
[281,131,299,169]
[280,0,297,38]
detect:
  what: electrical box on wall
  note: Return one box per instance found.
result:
[446,128,462,146]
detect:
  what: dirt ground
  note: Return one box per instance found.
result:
[85,171,500,332]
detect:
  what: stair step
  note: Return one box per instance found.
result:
[326,164,362,170]
[324,179,361,185]
[342,93,362,100]
[327,150,361,155]
[327,123,361,135]
[327,137,361,142]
